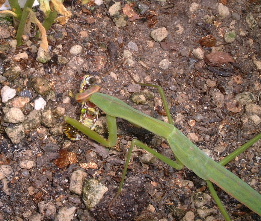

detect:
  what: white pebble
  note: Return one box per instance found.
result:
[34,97,47,110]
[1,86,16,103]
[69,45,83,55]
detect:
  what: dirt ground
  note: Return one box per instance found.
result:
[0,0,261,220]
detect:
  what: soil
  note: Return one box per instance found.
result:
[0,0,261,221]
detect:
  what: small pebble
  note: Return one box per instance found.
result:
[188,133,199,142]
[34,97,47,110]
[13,52,28,61]
[182,211,195,221]
[127,41,138,51]
[226,100,242,113]
[12,97,30,108]
[42,110,56,127]
[151,27,168,42]
[0,165,13,180]
[32,77,51,95]
[1,86,16,102]
[0,26,11,38]
[94,0,103,5]
[114,15,127,27]
[82,179,108,208]
[5,124,25,144]
[28,213,42,221]
[131,93,147,104]
[252,56,261,70]
[192,47,205,60]
[250,114,261,125]
[56,207,76,221]
[38,201,56,219]
[4,107,25,123]
[189,2,199,12]
[217,3,230,18]
[69,170,87,195]
[159,59,171,70]
[69,45,83,55]
[108,2,121,16]
[245,103,261,116]
[224,31,236,43]
[19,160,36,169]
[137,3,149,14]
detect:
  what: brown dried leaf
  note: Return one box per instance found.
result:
[28,8,48,51]
[54,149,78,168]
[205,51,234,65]
[220,0,228,5]
[199,35,217,47]
[147,10,158,28]
[122,4,140,21]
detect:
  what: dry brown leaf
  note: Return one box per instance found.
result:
[28,8,48,51]
[0,10,18,17]
[199,35,217,47]
[54,149,78,168]
[220,0,228,5]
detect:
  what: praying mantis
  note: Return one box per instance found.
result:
[65,82,261,221]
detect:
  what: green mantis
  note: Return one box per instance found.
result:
[65,83,261,220]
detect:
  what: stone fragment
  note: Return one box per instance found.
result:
[192,47,205,60]
[109,2,121,16]
[151,27,168,42]
[159,59,170,69]
[4,107,25,123]
[13,52,28,61]
[38,201,56,219]
[5,124,25,144]
[19,160,36,169]
[224,31,236,43]
[1,86,16,102]
[69,169,87,195]
[34,97,47,110]
[69,45,83,55]
[245,104,261,116]
[0,165,13,180]
[56,207,77,221]
[42,110,55,127]
[82,179,108,208]
[218,3,230,18]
